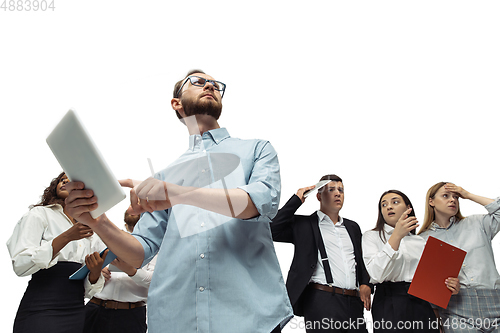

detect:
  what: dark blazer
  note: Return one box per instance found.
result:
[271,194,371,316]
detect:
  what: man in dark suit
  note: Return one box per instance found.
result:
[272,174,371,333]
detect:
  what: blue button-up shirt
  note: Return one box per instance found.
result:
[132,128,293,333]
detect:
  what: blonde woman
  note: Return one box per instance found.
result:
[419,182,500,333]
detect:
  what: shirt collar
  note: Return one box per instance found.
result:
[317,210,344,226]
[429,216,456,231]
[188,127,230,150]
[46,203,63,210]
[383,223,395,235]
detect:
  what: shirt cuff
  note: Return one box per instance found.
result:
[129,268,153,288]
[84,273,105,299]
[32,239,59,270]
[237,182,279,222]
[382,242,398,257]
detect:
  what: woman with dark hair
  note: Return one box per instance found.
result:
[7,172,107,333]
[362,190,459,332]
[419,183,500,333]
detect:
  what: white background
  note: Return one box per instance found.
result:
[1,1,499,332]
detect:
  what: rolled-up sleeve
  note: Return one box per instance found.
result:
[7,210,57,277]
[238,141,281,222]
[133,211,169,266]
[482,196,500,239]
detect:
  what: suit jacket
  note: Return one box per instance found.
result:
[271,194,371,316]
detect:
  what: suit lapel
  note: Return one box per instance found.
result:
[343,219,356,245]
[309,212,320,250]
[343,219,361,286]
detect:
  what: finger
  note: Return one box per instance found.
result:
[101,249,109,261]
[65,181,85,193]
[68,199,99,217]
[66,189,97,209]
[446,284,457,294]
[139,197,155,213]
[65,187,94,204]
[136,184,156,212]
[362,296,371,311]
[85,254,94,266]
[119,179,142,188]
[408,223,419,231]
[129,189,147,215]
[78,224,93,232]
[136,178,157,200]
[405,216,417,223]
[146,182,169,211]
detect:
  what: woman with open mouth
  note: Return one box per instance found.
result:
[362,190,459,332]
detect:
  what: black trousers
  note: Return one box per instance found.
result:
[372,282,439,333]
[83,302,147,333]
[302,286,368,333]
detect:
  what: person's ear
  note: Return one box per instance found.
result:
[316,191,321,202]
[171,98,186,117]
[429,198,435,207]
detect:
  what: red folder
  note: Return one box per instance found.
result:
[408,236,466,308]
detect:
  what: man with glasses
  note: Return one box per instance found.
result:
[271,175,372,333]
[65,70,293,333]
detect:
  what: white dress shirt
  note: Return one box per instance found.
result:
[7,204,105,297]
[95,252,157,303]
[362,224,426,284]
[309,211,357,289]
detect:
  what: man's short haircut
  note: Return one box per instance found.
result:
[173,69,205,120]
[319,174,343,183]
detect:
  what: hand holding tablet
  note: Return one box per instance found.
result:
[303,180,332,198]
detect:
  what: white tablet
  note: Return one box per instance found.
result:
[303,180,332,198]
[46,109,126,218]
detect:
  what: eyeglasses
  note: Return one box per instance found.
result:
[176,76,226,98]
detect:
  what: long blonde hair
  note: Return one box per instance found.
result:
[418,182,465,234]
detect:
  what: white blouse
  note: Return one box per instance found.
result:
[7,204,105,297]
[362,224,426,284]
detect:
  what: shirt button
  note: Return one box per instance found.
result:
[471,278,474,281]
[201,169,205,173]
[201,222,205,227]
[200,253,205,259]
[199,287,205,292]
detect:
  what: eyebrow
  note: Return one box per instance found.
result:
[381,197,400,203]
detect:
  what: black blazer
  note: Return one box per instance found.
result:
[271,194,372,316]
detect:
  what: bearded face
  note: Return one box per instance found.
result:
[180,91,223,120]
